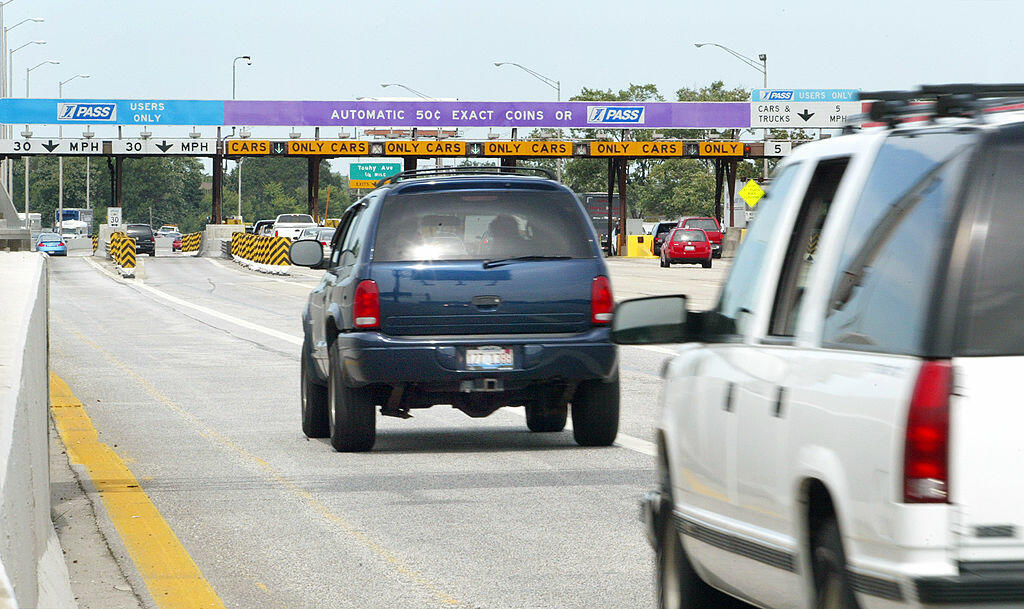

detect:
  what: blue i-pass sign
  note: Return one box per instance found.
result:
[752,89,859,102]
[57,102,117,121]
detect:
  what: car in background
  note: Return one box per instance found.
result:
[35,232,67,256]
[679,216,724,258]
[271,213,317,240]
[126,224,155,256]
[659,227,711,268]
[250,219,274,236]
[290,167,619,452]
[651,221,679,256]
[165,231,183,252]
[156,224,179,237]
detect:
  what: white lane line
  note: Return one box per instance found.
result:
[85,257,302,345]
[84,256,659,457]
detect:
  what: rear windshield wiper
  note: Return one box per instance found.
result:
[482,255,572,269]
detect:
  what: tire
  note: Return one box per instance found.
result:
[525,392,568,432]
[656,466,741,609]
[570,372,619,446]
[327,343,376,452]
[701,257,712,269]
[812,518,860,609]
[300,339,329,438]
[660,255,670,268]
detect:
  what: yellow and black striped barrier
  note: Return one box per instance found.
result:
[180,232,202,253]
[92,236,98,253]
[230,232,292,274]
[109,232,136,277]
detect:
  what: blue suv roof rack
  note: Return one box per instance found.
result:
[376,166,557,187]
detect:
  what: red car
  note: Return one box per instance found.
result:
[660,227,712,268]
[679,216,724,258]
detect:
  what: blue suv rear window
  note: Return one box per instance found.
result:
[373,190,594,262]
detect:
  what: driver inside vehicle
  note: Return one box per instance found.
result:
[484,214,530,255]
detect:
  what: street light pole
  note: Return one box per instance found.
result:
[232,55,251,221]
[694,42,769,179]
[24,58,57,228]
[6,35,44,193]
[380,83,441,169]
[58,73,88,234]
[494,61,562,179]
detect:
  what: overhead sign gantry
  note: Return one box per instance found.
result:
[0,92,855,246]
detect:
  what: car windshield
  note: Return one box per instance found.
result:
[673,229,706,242]
[278,214,314,223]
[684,219,718,231]
[127,225,151,234]
[299,228,319,237]
[38,233,61,241]
[318,228,335,241]
[373,188,593,262]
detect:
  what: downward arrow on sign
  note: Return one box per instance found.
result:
[156,141,173,153]
[797,109,815,122]
[43,140,59,152]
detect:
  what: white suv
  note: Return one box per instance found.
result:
[613,86,1024,608]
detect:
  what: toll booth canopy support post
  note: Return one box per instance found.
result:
[606,158,615,255]
[115,157,123,210]
[499,158,518,173]
[617,158,628,256]
[713,159,725,226]
[403,157,417,172]
[212,155,223,224]
[106,158,115,211]
[726,159,738,227]
[307,157,320,219]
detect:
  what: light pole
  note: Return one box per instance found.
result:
[232,56,250,221]
[6,38,44,191]
[231,55,250,100]
[58,73,88,233]
[694,42,768,179]
[0,1,14,194]
[494,61,562,179]
[381,83,442,169]
[3,14,43,192]
[24,58,57,227]
[380,82,432,100]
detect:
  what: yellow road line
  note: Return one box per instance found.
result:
[50,372,227,609]
[52,317,464,607]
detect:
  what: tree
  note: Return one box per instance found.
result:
[10,155,206,233]
[223,158,351,223]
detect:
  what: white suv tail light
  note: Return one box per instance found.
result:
[903,360,951,503]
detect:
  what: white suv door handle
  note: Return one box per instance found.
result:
[773,387,786,418]
[724,382,735,412]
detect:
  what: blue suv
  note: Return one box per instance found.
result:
[291,167,619,451]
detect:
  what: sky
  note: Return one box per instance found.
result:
[3,0,1020,170]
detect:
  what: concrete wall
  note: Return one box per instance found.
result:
[0,252,75,609]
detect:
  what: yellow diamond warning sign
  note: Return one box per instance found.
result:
[738,180,765,207]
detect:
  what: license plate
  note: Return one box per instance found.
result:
[684,246,695,251]
[466,346,513,370]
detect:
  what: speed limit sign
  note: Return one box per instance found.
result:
[107,207,122,227]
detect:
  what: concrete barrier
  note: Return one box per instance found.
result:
[0,252,76,609]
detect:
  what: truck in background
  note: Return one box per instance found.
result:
[55,208,94,237]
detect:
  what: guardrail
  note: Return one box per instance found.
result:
[109,232,136,277]
[0,253,76,609]
[229,232,291,275]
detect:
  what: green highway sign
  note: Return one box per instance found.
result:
[351,162,401,180]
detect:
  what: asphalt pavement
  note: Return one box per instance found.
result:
[48,253,728,609]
